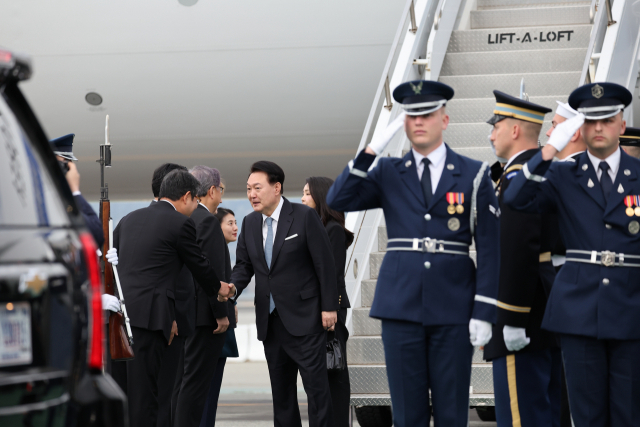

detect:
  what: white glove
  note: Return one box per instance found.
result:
[546,113,585,152]
[469,318,492,346]
[503,325,530,352]
[106,248,118,266]
[368,112,406,155]
[101,294,121,312]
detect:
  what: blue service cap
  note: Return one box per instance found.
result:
[393,80,454,116]
[50,134,78,161]
[620,126,640,147]
[568,82,632,120]
[487,90,551,125]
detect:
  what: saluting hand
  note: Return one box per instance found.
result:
[322,311,337,331]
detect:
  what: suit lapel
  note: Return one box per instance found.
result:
[576,152,606,209]
[270,198,294,269]
[430,145,460,210]
[252,213,268,269]
[604,149,637,216]
[397,151,426,205]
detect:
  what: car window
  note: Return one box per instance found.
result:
[0,96,70,227]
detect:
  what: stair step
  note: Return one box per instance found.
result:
[378,225,388,252]
[448,25,590,53]
[353,307,382,336]
[348,336,386,364]
[471,4,591,29]
[350,365,389,393]
[361,279,377,308]
[471,364,495,393]
[350,394,391,406]
[445,122,552,148]
[441,71,580,99]
[440,48,586,76]
[451,146,498,163]
[447,95,566,124]
[478,0,589,9]
[370,252,385,280]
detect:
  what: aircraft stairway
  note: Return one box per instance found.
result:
[345,1,640,425]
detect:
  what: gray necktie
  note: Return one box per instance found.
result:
[265,217,276,313]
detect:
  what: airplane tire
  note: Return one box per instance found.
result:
[476,406,496,422]
[354,406,392,427]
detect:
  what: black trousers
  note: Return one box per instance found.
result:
[199,357,227,427]
[172,326,226,427]
[327,308,350,427]
[263,311,333,427]
[105,321,129,396]
[127,326,174,427]
[156,335,185,427]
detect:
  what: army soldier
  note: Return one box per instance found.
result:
[619,126,640,159]
[504,82,640,426]
[327,80,500,427]
[482,91,562,427]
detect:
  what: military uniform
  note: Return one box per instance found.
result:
[327,80,500,427]
[504,82,640,427]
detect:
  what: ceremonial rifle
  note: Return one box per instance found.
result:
[99,115,134,360]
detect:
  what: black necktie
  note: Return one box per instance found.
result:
[599,161,613,200]
[421,158,432,205]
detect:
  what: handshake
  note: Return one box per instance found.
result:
[105,248,236,301]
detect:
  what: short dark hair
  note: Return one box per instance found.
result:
[249,160,285,194]
[152,163,188,197]
[159,169,199,201]
[214,207,236,224]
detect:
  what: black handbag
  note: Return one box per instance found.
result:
[326,332,346,371]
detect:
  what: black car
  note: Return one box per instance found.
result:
[0,49,127,426]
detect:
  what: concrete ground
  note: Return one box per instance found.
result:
[214,302,497,426]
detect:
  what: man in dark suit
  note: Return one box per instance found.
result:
[172,165,230,427]
[231,161,339,427]
[113,169,235,427]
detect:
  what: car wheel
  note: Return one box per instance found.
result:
[476,406,496,422]
[354,406,393,427]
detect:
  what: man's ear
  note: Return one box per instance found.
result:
[275,182,282,196]
[570,128,581,143]
[512,123,520,140]
[621,118,627,136]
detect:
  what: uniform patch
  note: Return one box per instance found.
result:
[489,205,501,218]
[506,171,518,180]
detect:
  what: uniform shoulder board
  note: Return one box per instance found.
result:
[505,164,523,180]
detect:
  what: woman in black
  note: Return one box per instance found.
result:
[302,176,354,427]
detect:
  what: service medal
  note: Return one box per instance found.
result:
[448,217,460,231]
[625,196,634,217]
[446,192,456,215]
[629,220,640,235]
[455,193,464,214]
[635,196,640,216]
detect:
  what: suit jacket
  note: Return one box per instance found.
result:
[74,194,104,248]
[231,197,339,341]
[190,204,229,327]
[147,201,197,338]
[113,201,220,342]
[484,149,559,360]
[325,220,351,309]
[505,148,640,340]
[327,146,500,325]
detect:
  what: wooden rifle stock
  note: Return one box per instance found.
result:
[99,115,134,361]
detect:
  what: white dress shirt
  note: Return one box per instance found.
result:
[412,142,447,194]
[262,196,284,249]
[504,150,528,170]
[587,148,620,183]
[198,202,210,212]
[161,200,177,210]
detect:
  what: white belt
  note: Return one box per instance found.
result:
[565,250,640,267]
[387,238,470,256]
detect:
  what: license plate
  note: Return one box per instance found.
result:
[0,301,32,367]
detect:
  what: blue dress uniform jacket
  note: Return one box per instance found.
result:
[327,144,500,325]
[504,148,640,340]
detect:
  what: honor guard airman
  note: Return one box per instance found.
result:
[327,80,500,427]
[619,126,640,159]
[482,91,563,427]
[504,82,640,426]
